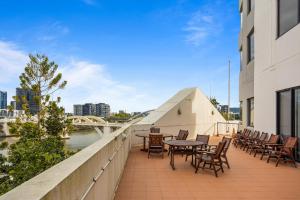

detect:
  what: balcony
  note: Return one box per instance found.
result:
[116,143,300,200]
[1,123,299,200]
[0,88,299,200]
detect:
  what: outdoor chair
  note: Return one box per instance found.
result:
[207,137,232,169]
[240,130,253,149]
[234,129,250,148]
[248,132,268,155]
[150,127,160,133]
[195,141,226,177]
[243,130,260,152]
[267,136,298,168]
[148,134,164,159]
[185,134,210,162]
[253,134,280,160]
[168,130,189,156]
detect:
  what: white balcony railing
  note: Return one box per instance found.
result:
[0,120,139,200]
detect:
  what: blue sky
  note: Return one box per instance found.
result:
[0,0,240,112]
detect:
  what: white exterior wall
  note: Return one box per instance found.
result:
[132,88,226,145]
[254,1,300,133]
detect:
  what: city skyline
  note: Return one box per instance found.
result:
[0,0,240,112]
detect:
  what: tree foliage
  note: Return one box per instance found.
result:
[0,54,72,195]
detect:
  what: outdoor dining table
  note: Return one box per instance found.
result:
[164,140,204,170]
[135,133,173,152]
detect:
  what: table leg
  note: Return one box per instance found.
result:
[140,137,148,152]
[170,146,175,170]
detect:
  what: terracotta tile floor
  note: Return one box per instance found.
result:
[115,137,300,200]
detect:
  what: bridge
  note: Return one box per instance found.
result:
[67,115,123,135]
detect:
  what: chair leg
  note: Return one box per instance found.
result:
[275,156,281,167]
[195,159,201,173]
[219,159,224,173]
[224,156,230,169]
[212,162,218,178]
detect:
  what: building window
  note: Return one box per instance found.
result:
[247,98,254,127]
[239,48,243,71]
[277,86,300,161]
[247,30,254,63]
[240,101,243,123]
[248,0,254,14]
[240,5,243,29]
[278,0,300,37]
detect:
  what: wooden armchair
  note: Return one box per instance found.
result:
[267,137,298,168]
[195,141,226,177]
[168,130,189,156]
[248,132,268,155]
[185,135,210,162]
[207,137,232,169]
[243,131,260,152]
[148,134,164,159]
[253,134,280,160]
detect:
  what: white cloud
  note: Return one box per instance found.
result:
[0,40,157,113]
[0,41,27,84]
[58,59,150,112]
[37,21,69,42]
[183,5,223,46]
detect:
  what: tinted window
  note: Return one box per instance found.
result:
[247,31,254,62]
[278,0,300,36]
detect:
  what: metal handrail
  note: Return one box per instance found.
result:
[80,132,128,200]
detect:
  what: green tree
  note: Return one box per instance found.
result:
[210,97,220,108]
[17,54,67,130]
[0,54,72,195]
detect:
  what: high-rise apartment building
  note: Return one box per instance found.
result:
[239,0,300,159]
[96,103,110,118]
[73,102,111,117]
[16,88,39,115]
[0,91,7,109]
[73,104,83,116]
[82,103,96,116]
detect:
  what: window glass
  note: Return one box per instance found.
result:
[248,31,254,62]
[295,89,300,160]
[240,48,243,71]
[279,90,292,137]
[240,101,243,122]
[278,0,299,36]
[247,98,254,127]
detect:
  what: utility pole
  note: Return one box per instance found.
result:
[227,60,231,133]
[228,60,231,120]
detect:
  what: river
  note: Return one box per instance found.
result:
[0,129,102,155]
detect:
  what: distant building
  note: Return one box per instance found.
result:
[220,105,229,113]
[0,91,7,109]
[73,104,83,116]
[82,103,96,116]
[10,101,17,110]
[73,102,111,117]
[96,103,110,118]
[16,88,39,115]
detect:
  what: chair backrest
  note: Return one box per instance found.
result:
[222,137,232,149]
[284,137,298,149]
[196,135,210,144]
[149,134,163,146]
[150,127,160,133]
[254,131,260,139]
[268,134,280,144]
[259,132,269,141]
[244,129,251,138]
[214,141,226,158]
[177,130,189,140]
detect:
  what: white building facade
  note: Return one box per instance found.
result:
[239,0,300,160]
